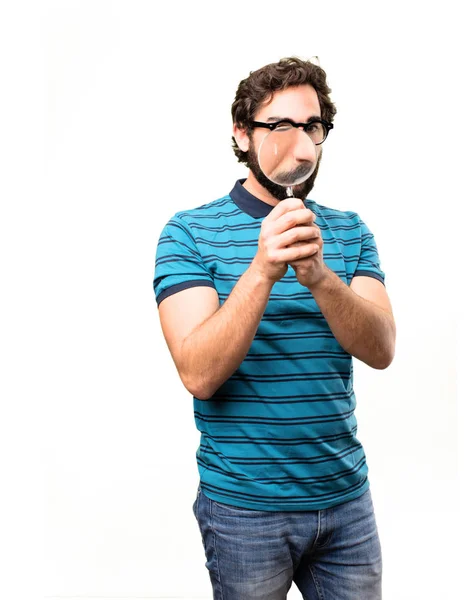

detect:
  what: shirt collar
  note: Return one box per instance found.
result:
[229,179,277,218]
[229,179,315,219]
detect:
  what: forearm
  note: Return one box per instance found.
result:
[309,267,396,369]
[180,263,274,399]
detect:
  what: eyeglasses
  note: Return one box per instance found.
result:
[250,118,333,145]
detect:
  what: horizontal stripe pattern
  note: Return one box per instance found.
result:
[153,180,385,511]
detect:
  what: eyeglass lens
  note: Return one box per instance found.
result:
[272,121,327,144]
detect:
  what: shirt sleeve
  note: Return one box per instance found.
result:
[153,216,216,307]
[352,217,386,285]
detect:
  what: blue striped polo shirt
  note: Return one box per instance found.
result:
[153,178,385,511]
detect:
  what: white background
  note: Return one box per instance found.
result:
[0,1,471,599]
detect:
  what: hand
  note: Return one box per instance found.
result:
[251,198,321,284]
[287,210,327,289]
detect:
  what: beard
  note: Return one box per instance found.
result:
[246,136,322,201]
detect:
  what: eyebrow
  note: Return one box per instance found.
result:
[266,115,322,123]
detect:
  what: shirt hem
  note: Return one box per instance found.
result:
[352,270,385,285]
[156,279,216,307]
[200,478,370,512]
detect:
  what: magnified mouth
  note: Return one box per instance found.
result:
[273,161,314,185]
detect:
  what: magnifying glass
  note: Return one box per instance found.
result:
[257,124,318,198]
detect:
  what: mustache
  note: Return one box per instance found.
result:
[272,161,314,185]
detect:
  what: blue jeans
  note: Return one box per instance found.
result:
[193,485,382,599]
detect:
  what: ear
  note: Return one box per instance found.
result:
[232,123,250,152]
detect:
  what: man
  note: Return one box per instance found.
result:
[153,56,395,600]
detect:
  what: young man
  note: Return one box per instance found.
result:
[154,56,395,600]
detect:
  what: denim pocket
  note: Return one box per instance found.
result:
[211,498,269,517]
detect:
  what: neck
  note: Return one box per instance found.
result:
[242,171,280,207]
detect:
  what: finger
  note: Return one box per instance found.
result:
[273,208,318,235]
[289,249,320,266]
[277,242,320,262]
[265,197,306,223]
[289,251,318,265]
[278,225,320,248]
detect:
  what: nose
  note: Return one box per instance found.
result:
[292,129,316,164]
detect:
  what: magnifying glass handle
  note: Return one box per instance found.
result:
[286,186,294,198]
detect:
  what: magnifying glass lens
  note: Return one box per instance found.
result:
[258,127,317,196]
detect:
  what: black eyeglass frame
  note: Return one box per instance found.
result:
[249,118,334,145]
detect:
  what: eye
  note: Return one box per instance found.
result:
[273,121,293,131]
[305,121,322,133]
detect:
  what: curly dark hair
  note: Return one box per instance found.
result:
[231,56,337,167]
